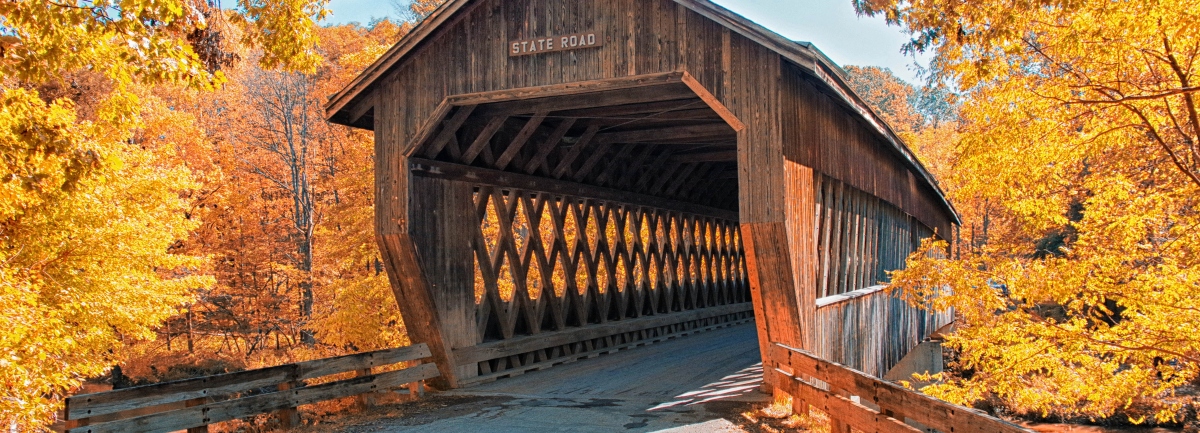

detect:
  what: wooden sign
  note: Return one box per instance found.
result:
[509,31,604,57]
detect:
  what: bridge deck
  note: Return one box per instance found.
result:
[322,323,768,432]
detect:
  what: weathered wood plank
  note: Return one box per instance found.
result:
[454,303,752,365]
[378,233,463,388]
[771,344,1030,433]
[68,364,440,433]
[65,344,432,420]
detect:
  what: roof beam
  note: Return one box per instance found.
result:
[593,144,638,187]
[551,99,709,119]
[634,149,674,192]
[594,123,734,145]
[421,105,477,158]
[649,161,687,196]
[616,144,659,189]
[552,125,601,179]
[673,150,738,163]
[571,141,615,183]
[469,83,698,118]
[409,157,740,221]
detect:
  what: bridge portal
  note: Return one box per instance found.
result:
[325,0,958,392]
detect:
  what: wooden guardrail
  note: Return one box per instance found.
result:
[61,344,439,433]
[769,343,1031,433]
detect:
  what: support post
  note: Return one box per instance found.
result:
[185,397,209,433]
[375,116,464,388]
[275,382,301,429]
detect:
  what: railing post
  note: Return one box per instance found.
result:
[275,381,302,428]
[355,368,378,407]
[185,397,209,433]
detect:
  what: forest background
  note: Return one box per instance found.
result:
[2,0,1199,431]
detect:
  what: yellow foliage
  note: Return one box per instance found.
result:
[0,86,210,429]
[858,0,1200,423]
[0,0,329,428]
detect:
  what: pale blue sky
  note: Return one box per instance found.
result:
[321,0,930,84]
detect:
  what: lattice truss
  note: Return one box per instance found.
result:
[470,185,750,342]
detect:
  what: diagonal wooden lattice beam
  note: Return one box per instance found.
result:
[593,144,637,186]
[674,163,721,200]
[524,118,577,175]
[634,149,673,193]
[462,116,508,165]
[551,125,601,179]
[496,112,548,170]
[647,160,685,196]
[571,141,615,183]
[422,105,477,158]
[656,162,700,197]
[615,143,658,190]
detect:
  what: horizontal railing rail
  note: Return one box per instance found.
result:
[770,343,1030,433]
[61,344,439,433]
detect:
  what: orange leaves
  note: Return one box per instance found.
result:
[842,65,923,134]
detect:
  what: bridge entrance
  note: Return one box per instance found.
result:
[377,74,754,387]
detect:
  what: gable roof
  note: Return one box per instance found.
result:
[324,0,959,225]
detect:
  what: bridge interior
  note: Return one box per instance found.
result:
[397,77,756,387]
[408,79,742,210]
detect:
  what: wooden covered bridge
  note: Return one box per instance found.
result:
[324,0,960,388]
[59,1,1032,432]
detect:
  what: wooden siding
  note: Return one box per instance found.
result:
[812,173,932,298]
[782,63,955,238]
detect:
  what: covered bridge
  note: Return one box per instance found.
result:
[325,0,957,393]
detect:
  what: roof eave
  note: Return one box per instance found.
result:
[324,0,476,122]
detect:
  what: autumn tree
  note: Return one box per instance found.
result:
[855,0,1200,423]
[306,22,411,352]
[842,65,958,189]
[843,65,923,134]
[132,21,415,369]
[391,0,447,24]
[0,0,328,429]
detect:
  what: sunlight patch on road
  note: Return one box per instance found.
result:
[647,363,763,411]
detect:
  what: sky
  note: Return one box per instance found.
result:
[321,0,931,84]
